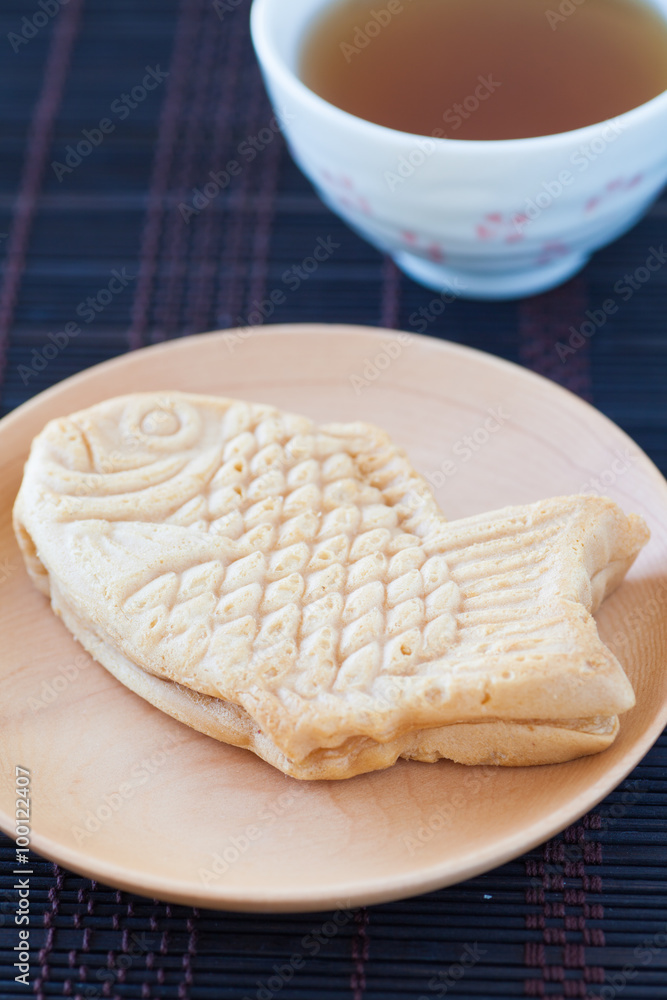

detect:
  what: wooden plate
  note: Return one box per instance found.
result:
[1,325,666,912]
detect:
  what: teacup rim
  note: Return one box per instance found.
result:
[251,0,667,150]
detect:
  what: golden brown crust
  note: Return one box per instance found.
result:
[13,392,648,778]
[48,579,619,779]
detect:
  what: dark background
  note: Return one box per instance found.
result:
[0,0,666,997]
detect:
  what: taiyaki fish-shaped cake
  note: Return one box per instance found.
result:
[14,392,649,779]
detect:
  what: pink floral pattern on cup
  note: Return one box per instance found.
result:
[536,241,570,267]
[585,174,643,213]
[320,169,372,216]
[475,212,527,244]
[253,0,667,298]
[400,230,447,263]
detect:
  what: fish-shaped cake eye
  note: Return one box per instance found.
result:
[13,391,650,780]
[140,408,181,436]
[115,397,205,455]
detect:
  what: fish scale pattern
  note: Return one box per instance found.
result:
[16,395,646,770]
[153,402,462,696]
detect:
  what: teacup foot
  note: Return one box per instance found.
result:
[392,249,590,300]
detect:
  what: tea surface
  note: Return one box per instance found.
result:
[301,0,667,139]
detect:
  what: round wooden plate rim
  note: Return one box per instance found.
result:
[1,753,654,913]
[0,322,664,476]
[1,323,666,912]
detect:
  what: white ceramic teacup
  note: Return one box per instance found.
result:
[251,0,667,300]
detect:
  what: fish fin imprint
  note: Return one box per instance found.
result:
[14,394,648,769]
